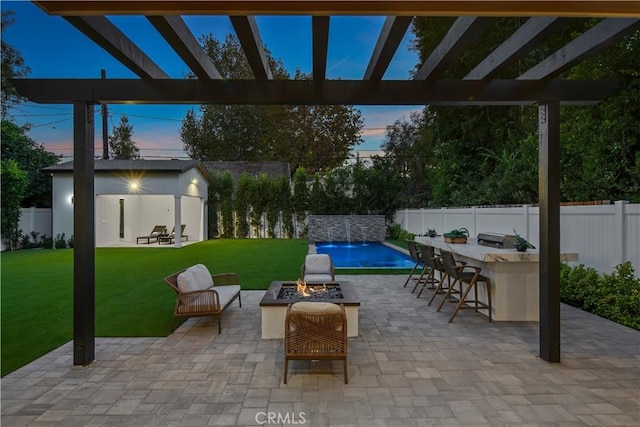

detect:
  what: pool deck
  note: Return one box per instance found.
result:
[2,274,638,426]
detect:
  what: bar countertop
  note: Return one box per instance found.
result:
[414,236,578,263]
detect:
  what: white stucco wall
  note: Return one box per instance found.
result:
[51,165,209,247]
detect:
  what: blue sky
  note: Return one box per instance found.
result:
[3,1,422,160]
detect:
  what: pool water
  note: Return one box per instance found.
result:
[315,242,417,269]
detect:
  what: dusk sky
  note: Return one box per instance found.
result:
[3,1,423,161]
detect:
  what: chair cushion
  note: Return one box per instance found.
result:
[177,269,199,293]
[186,264,214,290]
[215,285,241,307]
[303,273,334,282]
[304,254,332,274]
[291,301,341,313]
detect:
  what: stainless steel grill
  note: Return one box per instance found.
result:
[476,233,517,249]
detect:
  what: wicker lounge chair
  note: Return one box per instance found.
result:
[284,302,348,384]
[158,224,188,244]
[301,254,335,282]
[164,264,241,333]
[136,225,167,244]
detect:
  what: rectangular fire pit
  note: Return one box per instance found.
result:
[259,281,360,338]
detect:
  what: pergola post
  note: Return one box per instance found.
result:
[538,101,561,363]
[73,101,96,366]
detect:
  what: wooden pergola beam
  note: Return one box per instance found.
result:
[63,15,169,79]
[312,16,330,81]
[519,18,640,80]
[414,16,490,79]
[465,17,565,80]
[11,78,619,105]
[364,16,413,80]
[147,15,222,80]
[229,15,273,80]
[35,1,640,18]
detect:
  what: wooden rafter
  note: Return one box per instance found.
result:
[465,17,565,80]
[312,16,330,81]
[519,18,640,80]
[63,15,168,79]
[414,16,490,79]
[147,15,222,80]
[364,16,413,80]
[229,15,273,80]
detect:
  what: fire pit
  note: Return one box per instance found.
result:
[277,279,344,300]
[259,280,360,339]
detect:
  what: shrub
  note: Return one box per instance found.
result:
[387,223,415,241]
[41,234,53,249]
[560,262,640,330]
[54,233,67,249]
[67,235,74,249]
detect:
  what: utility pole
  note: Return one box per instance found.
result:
[101,69,109,159]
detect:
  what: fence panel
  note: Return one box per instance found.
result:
[396,201,639,276]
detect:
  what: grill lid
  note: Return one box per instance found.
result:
[476,232,517,249]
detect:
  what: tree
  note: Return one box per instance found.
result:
[1,120,59,207]
[1,159,28,249]
[109,116,140,159]
[1,11,30,119]
[292,167,309,236]
[234,172,252,238]
[180,35,364,173]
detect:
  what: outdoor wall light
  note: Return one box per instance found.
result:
[69,195,74,205]
[129,181,139,191]
[191,178,198,185]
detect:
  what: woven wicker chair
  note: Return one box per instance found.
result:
[402,240,423,288]
[414,244,443,297]
[164,265,241,333]
[436,250,492,323]
[284,302,348,384]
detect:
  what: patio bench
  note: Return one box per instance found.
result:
[164,264,241,333]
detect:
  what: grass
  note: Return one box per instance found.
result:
[1,238,410,376]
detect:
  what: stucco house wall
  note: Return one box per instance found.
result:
[46,160,211,247]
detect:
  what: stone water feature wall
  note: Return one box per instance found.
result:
[307,215,386,243]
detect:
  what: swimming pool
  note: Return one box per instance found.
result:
[315,242,417,269]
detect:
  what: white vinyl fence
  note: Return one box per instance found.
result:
[18,207,52,240]
[395,201,639,276]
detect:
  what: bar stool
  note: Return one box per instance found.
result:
[437,250,492,323]
[413,244,443,296]
[402,240,423,288]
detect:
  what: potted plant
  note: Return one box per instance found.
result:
[427,228,437,238]
[513,229,535,252]
[444,227,469,244]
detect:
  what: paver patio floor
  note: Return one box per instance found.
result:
[2,275,638,426]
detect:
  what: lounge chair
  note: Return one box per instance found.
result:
[158,224,188,244]
[301,254,335,282]
[136,225,167,244]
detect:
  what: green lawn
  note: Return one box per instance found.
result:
[1,239,409,376]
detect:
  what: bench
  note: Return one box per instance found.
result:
[164,264,241,333]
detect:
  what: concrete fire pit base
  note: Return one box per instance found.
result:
[259,281,360,339]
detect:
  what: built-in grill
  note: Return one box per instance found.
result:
[476,232,517,249]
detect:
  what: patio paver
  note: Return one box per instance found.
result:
[2,275,638,426]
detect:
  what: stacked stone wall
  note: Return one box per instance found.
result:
[307,215,385,242]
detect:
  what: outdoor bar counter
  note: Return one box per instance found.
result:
[415,236,578,321]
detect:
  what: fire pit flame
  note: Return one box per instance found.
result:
[296,278,328,297]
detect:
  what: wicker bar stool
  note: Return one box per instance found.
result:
[414,244,445,297]
[402,240,423,288]
[436,250,492,322]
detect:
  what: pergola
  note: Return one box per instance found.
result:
[12,1,640,367]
